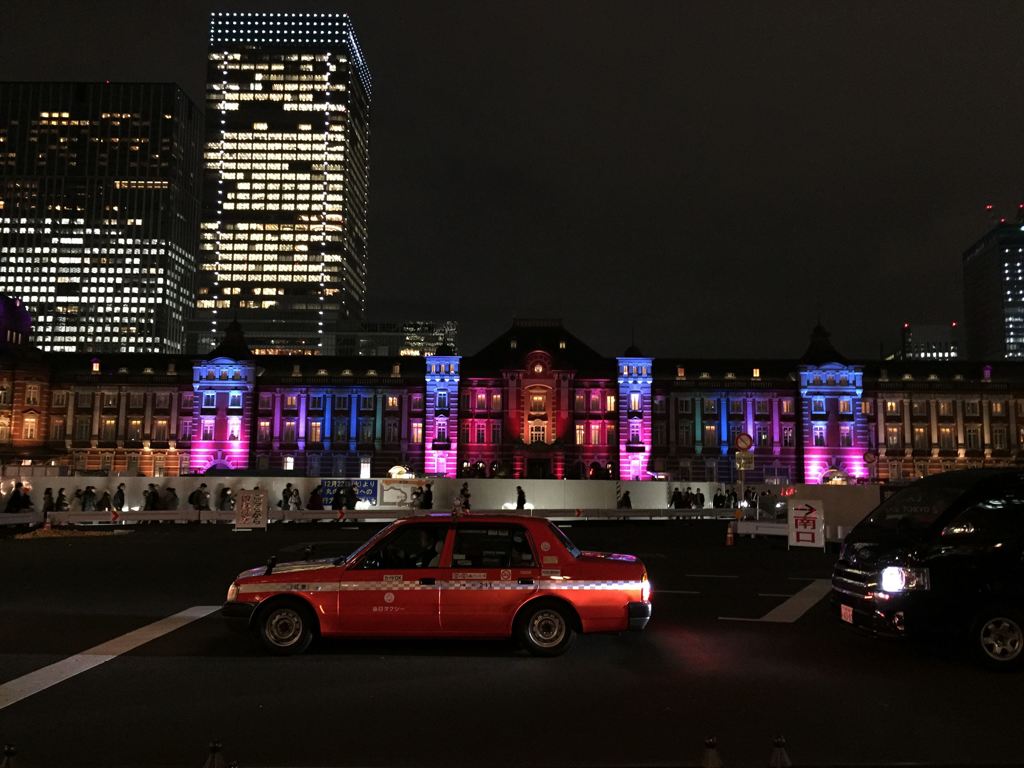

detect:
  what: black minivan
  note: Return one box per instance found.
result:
[833,469,1024,669]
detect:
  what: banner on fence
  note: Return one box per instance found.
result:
[321,479,378,507]
[235,489,268,530]
[380,478,428,509]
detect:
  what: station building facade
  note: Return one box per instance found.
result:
[3,317,1024,485]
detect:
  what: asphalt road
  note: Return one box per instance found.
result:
[0,521,1020,767]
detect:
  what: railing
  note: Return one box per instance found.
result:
[0,737,998,768]
[0,507,746,528]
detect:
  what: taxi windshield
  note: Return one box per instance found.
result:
[547,520,580,558]
[333,523,396,565]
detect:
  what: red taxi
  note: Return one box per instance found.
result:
[222,514,652,656]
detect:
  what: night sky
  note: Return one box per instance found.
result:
[4,1,1024,359]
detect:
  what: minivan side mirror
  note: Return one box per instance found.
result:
[941,522,976,538]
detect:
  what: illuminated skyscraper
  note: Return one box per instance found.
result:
[0,82,202,352]
[194,11,371,355]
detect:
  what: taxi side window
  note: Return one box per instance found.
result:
[452,526,536,569]
[357,524,447,569]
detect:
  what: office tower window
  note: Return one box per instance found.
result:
[0,82,202,353]
[195,13,372,355]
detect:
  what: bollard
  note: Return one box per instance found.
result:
[725,521,735,547]
[700,736,723,768]
[203,741,226,768]
[767,736,791,768]
[0,744,15,768]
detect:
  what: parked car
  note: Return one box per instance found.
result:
[223,513,652,656]
[833,469,1024,668]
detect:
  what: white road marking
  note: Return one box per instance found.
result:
[0,605,219,711]
[719,579,832,623]
[685,573,739,579]
[655,589,701,595]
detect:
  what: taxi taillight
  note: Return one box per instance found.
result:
[640,568,651,602]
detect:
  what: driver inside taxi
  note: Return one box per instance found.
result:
[410,529,441,568]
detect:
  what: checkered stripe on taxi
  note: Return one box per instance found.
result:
[239,579,643,594]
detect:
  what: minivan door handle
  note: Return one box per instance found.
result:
[418,577,436,586]
[518,577,534,585]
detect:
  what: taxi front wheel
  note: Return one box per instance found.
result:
[516,602,576,657]
[258,601,314,656]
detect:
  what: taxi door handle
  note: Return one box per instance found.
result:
[518,578,534,585]
[419,578,436,585]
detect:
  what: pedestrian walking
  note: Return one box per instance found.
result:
[96,491,112,512]
[163,487,180,510]
[420,483,433,510]
[307,485,323,510]
[218,487,234,512]
[288,488,302,512]
[670,487,685,509]
[516,485,527,510]
[42,488,55,516]
[55,488,69,511]
[279,483,293,511]
[188,483,209,511]
[112,483,125,511]
[331,485,346,511]
[617,490,632,510]
[82,486,97,512]
[343,483,358,510]
[459,482,472,511]
[4,481,27,513]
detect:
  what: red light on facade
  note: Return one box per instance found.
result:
[951,321,958,328]
[986,203,994,210]
[1001,217,1007,224]
[903,322,909,329]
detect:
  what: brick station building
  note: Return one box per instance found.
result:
[3,314,1024,484]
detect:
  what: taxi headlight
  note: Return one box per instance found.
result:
[879,566,930,593]
[226,582,239,602]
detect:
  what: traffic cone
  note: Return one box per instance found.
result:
[1,744,16,768]
[700,737,723,768]
[725,522,735,547]
[203,741,225,768]
[768,736,792,768]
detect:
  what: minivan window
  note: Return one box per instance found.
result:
[861,481,973,534]
[944,489,1024,539]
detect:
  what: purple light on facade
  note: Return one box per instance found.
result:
[800,363,866,484]
[191,356,254,473]
[617,355,653,481]
[424,354,460,478]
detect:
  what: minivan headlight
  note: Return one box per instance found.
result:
[879,566,930,593]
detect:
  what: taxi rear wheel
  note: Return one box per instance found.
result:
[516,601,576,657]
[258,601,315,656]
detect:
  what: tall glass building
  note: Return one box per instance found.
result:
[193,11,371,356]
[0,82,202,352]
[963,218,1024,359]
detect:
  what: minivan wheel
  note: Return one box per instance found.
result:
[516,601,576,657]
[258,601,314,656]
[973,608,1024,670]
